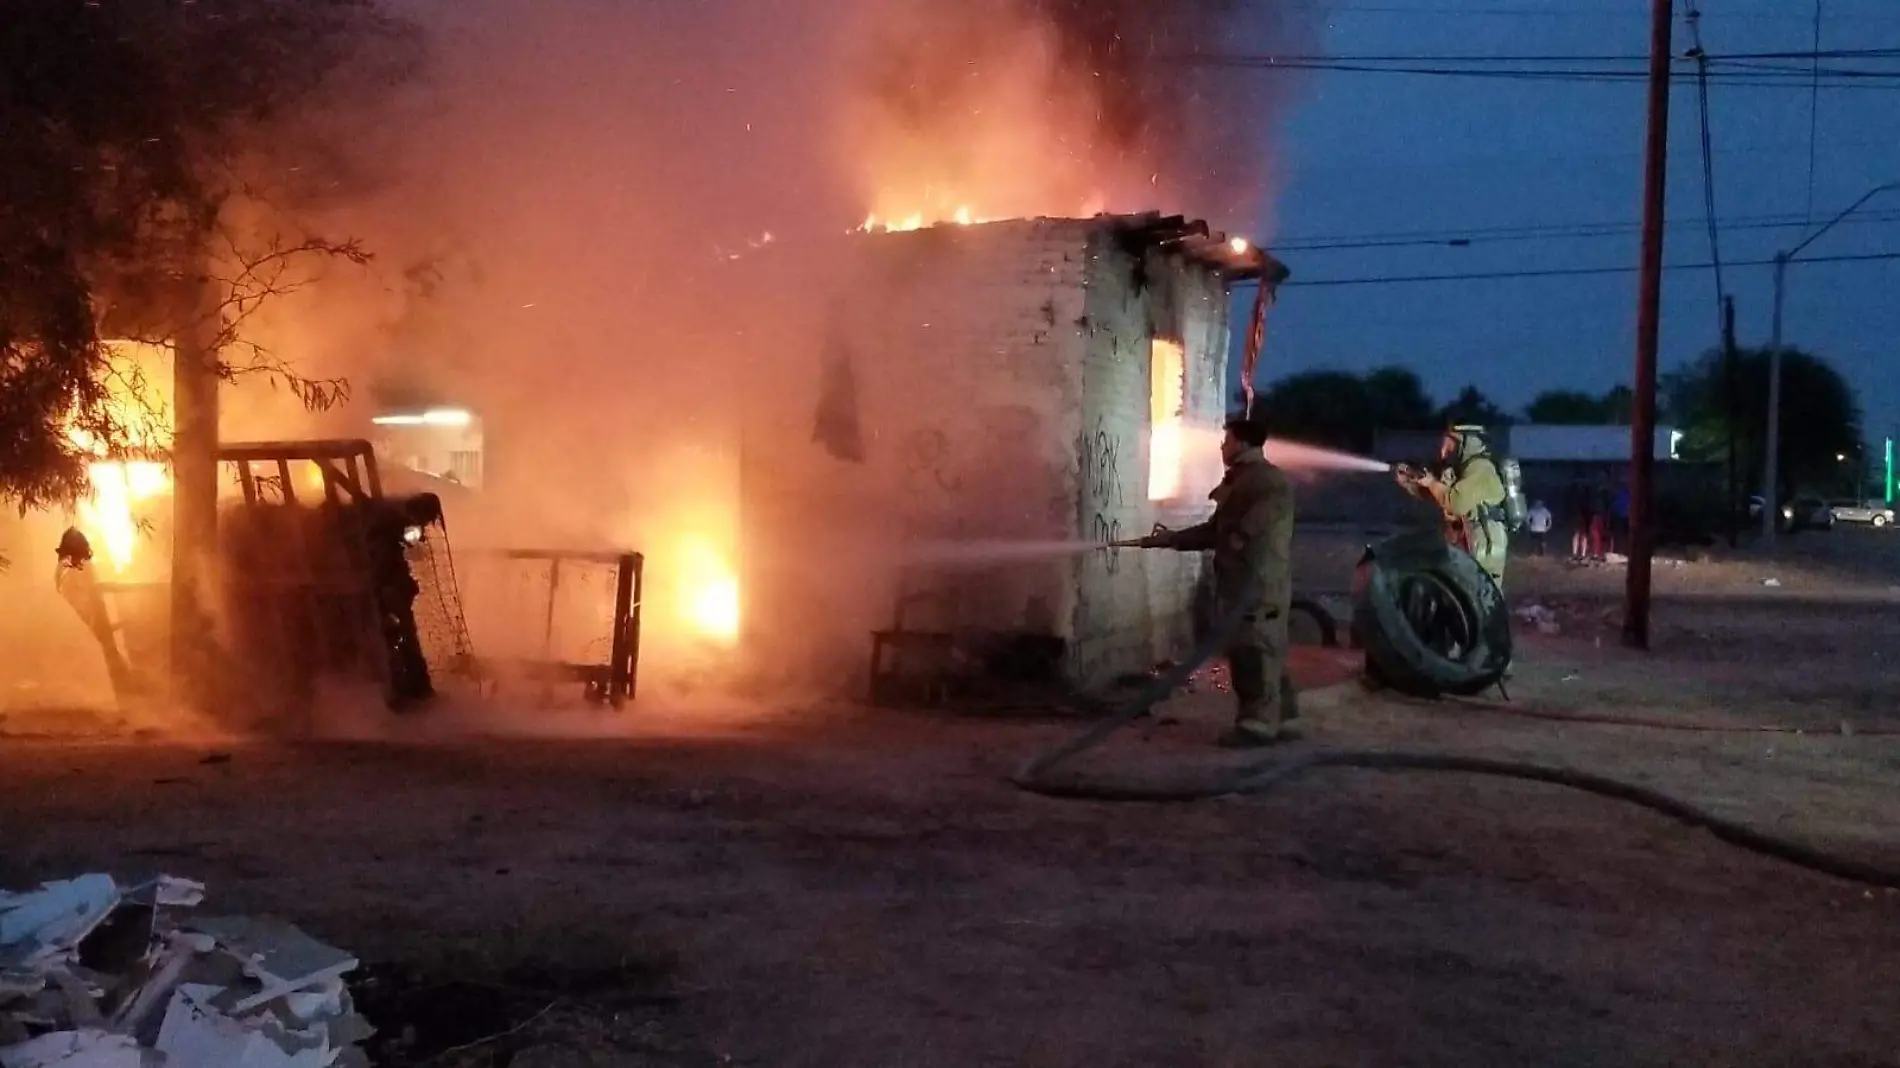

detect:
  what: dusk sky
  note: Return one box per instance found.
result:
[1239,0,1900,445]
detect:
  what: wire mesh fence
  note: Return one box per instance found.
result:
[454,549,643,707]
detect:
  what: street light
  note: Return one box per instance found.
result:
[1761,179,1900,545]
[1887,437,1895,506]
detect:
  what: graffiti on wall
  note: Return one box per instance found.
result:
[1079,421,1127,575]
[1079,424,1123,509]
[901,428,962,495]
[1089,514,1123,575]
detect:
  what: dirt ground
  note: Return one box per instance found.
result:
[6,528,1900,1066]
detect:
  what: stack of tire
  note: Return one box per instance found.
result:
[1350,529,1513,698]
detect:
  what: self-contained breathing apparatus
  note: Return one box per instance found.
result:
[1445,425,1527,533]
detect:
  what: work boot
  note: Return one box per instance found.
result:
[1216,717,1297,749]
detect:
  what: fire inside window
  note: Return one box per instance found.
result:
[1148,338,1187,501]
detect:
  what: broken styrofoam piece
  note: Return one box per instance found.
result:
[0,1029,152,1068]
[110,933,216,1041]
[126,883,203,913]
[0,971,45,1004]
[154,986,333,1068]
[0,878,120,972]
[182,918,358,1018]
[2,877,368,1068]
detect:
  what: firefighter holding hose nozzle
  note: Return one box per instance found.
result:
[1394,424,1522,593]
[1115,414,1297,748]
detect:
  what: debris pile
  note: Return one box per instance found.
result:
[1513,603,1562,635]
[1,875,369,1067]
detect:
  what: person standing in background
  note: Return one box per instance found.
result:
[1610,478,1631,555]
[1569,478,1596,561]
[1526,499,1553,556]
[1589,477,1612,560]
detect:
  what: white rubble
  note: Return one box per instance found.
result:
[0,876,369,1068]
[1512,603,1563,636]
[0,1029,151,1068]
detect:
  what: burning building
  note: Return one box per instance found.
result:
[736,213,1288,695]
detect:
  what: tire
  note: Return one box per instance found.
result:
[1875,515,1888,529]
[1352,529,1513,699]
[1289,597,1339,648]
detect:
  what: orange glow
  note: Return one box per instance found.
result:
[1229,237,1250,254]
[860,204,987,233]
[73,459,171,573]
[677,538,741,643]
[1148,339,1186,501]
[65,345,175,574]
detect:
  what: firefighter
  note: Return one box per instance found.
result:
[1121,414,1297,747]
[52,528,138,698]
[1397,424,1510,591]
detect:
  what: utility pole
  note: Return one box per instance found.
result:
[1762,253,1788,543]
[1722,295,1739,548]
[1624,0,1674,651]
[1762,179,1900,545]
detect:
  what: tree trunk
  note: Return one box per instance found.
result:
[169,269,222,711]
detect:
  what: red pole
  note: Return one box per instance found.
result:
[1624,0,1674,651]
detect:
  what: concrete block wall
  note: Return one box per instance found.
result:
[737,219,1098,689]
[736,217,1239,694]
[1066,236,1230,689]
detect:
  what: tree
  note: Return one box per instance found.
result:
[1600,384,1634,424]
[1361,365,1439,432]
[1251,365,1439,454]
[1254,371,1374,452]
[0,0,419,514]
[1664,346,1862,498]
[1525,389,1606,424]
[1523,385,1633,424]
[1437,385,1512,429]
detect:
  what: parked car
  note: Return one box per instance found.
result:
[1787,496,1835,531]
[1747,495,1836,531]
[1828,498,1895,528]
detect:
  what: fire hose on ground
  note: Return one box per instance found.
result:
[1011,531,1900,891]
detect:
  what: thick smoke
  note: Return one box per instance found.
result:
[846,0,1316,224]
[4,0,1316,723]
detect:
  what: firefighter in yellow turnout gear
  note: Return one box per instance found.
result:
[1122,415,1297,748]
[1398,425,1512,592]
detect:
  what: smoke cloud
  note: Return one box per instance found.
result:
[847,0,1314,224]
[4,0,1317,724]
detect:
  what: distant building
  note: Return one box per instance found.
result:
[1373,424,1682,468]
[1321,423,1709,530]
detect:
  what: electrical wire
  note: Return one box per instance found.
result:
[1685,2,1728,328]
[1808,0,1827,220]
[1239,249,1900,289]
[1167,48,1900,64]
[1186,63,1900,90]
[1271,208,1900,251]
[1267,2,1900,23]
[1170,53,1900,89]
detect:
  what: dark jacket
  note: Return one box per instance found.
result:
[1160,449,1294,617]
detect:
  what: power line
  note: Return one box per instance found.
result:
[1170,48,1900,63]
[1264,250,1900,289]
[1272,209,1900,251]
[1685,2,1727,326]
[1271,2,1900,22]
[1184,61,1900,86]
[1808,0,1827,219]
[1174,56,1900,88]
